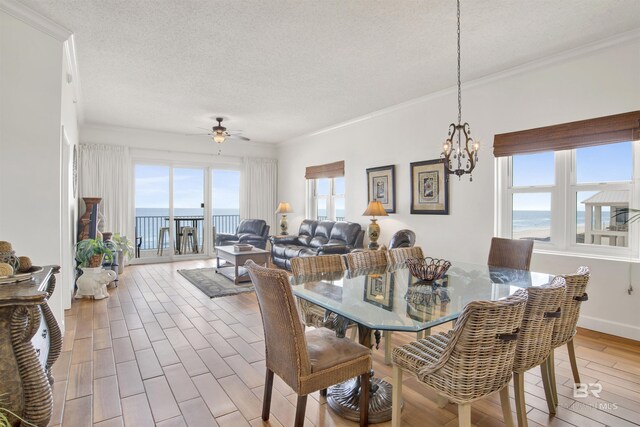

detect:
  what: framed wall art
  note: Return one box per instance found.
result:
[410,159,449,215]
[366,164,395,213]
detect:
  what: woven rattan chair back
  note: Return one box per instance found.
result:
[245,260,311,390]
[290,255,347,329]
[416,290,528,403]
[551,266,590,348]
[487,237,534,271]
[388,246,424,266]
[290,255,344,276]
[513,277,565,373]
[345,250,388,271]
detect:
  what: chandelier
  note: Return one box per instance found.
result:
[441,0,479,181]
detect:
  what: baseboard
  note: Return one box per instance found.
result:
[578,315,640,342]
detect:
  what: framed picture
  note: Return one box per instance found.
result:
[366,165,395,213]
[363,273,394,311]
[410,159,449,215]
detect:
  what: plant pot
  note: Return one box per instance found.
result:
[75,267,116,300]
[88,254,103,268]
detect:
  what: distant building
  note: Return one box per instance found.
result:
[581,191,628,247]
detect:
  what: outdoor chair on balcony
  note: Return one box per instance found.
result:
[215,219,270,249]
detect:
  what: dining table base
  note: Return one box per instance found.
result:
[327,376,395,423]
[325,323,402,423]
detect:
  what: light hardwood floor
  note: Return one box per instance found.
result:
[49,260,640,427]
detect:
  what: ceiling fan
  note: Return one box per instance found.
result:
[189,117,250,144]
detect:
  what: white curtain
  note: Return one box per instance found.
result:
[78,143,132,239]
[240,157,278,232]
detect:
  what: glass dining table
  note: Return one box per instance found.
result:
[290,261,554,423]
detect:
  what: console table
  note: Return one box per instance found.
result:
[0,266,61,426]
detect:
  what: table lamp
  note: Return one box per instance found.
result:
[275,202,293,235]
[362,201,388,249]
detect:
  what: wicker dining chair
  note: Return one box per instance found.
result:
[391,290,528,427]
[345,249,389,271]
[488,237,534,271]
[388,246,424,266]
[290,255,355,336]
[245,260,372,426]
[512,277,566,427]
[543,266,590,413]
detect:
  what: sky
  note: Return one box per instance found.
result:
[134,142,631,212]
[135,165,240,210]
[512,141,632,210]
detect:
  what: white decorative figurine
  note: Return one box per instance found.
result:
[75,267,117,300]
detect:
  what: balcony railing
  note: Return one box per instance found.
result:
[317,216,345,221]
[135,214,240,253]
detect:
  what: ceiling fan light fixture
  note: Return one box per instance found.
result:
[213,132,226,143]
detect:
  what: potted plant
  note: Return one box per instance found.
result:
[112,233,134,274]
[75,238,114,268]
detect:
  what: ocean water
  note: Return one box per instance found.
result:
[513,210,587,231]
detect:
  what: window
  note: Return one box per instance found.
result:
[309,177,345,220]
[499,143,636,256]
[496,112,640,256]
[305,161,346,221]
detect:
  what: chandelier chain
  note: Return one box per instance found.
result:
[457,0,461,126]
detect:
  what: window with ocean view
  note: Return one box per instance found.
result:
[500,140,635,256]
[309,176,345,221]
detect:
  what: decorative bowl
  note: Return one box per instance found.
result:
[405,257,451,282]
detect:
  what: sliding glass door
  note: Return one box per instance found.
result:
[134,163,240,261]
[212,170,241,244]
[173,167,205,257]
[135,164,172,259]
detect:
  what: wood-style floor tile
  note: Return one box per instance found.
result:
[48,260,640,427]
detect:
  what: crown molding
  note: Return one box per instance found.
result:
[279,27,640,147]
[0,0,72,41]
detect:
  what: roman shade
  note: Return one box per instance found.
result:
[305,161,345,179]
[493,111,640,157]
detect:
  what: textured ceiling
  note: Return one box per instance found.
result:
[19,0,640,143]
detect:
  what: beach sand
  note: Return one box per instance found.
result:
[513,226,586,242]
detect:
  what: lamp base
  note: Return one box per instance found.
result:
[280,215,288,235]
[367,219,380,250]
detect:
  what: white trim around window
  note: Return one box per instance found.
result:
[497,141,640,259]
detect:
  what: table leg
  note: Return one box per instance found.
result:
[234,262,239,285]
[326,321,401,423]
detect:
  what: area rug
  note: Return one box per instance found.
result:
[177,268,254,298]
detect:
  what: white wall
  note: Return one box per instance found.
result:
[277,35,640,340]
[0,10,71,326]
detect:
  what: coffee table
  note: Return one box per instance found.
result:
[215,246,269,284]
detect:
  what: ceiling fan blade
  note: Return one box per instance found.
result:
[197,127,212,131]
[185,133,212,136]
[227,135,251,141]
[226,130,243,134]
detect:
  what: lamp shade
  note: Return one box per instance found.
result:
[362,201,388,217]
[275,202,293,214]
